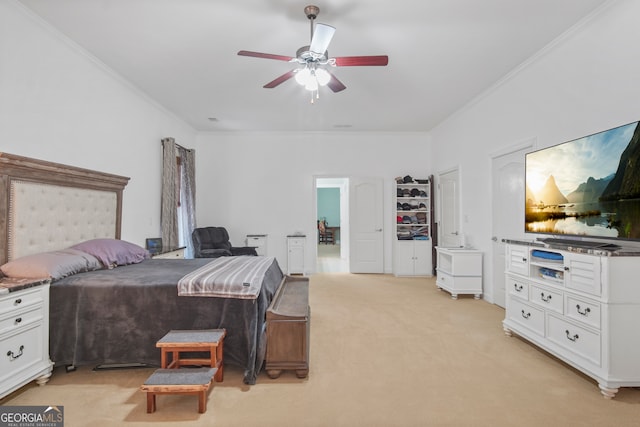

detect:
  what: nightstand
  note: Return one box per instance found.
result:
[0,277,54,399]
[152,247,186,259]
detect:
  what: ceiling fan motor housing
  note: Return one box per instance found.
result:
[304,5,320,20]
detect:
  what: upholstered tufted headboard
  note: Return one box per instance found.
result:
[0,153,130,264]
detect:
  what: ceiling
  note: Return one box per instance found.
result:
[18,0,608,133]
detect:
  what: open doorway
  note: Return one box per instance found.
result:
[315,177,349,273]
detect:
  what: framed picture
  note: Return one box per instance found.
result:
[145,238,163,254]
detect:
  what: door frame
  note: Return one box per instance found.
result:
[313,176,349,273]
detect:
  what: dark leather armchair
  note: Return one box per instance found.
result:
[192,227,258,258]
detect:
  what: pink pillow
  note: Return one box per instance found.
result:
[70,239,150,268]
[0,248,102,280]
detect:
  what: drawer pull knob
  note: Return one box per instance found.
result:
[576,305,591,316]
[513,283,523,292]
[541,293,552,302]
[565,330,579,342]
[7,345,24,361]
[15,317,22,324]
[521,310,531,319]
[14,298,22,305]
[522,257,527,262]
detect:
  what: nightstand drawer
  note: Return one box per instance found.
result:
[288,237,305,247]
[0,306,43,335]
[0,287,44,314]
[0,322,45,384]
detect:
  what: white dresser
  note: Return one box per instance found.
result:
[435,247,482,299]
[0,279,54,399]
[503,241,640,398]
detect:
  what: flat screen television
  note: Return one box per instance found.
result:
[525,120,640,242]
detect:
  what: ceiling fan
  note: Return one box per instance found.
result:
[237,5,388,100]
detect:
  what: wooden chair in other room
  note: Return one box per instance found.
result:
[318,220,334,244]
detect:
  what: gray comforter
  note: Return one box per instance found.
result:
[49,258,284,384]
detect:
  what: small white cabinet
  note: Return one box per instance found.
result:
[0,280,53,399]
[503,242,640,399]
[394,240,431,276]
[246,234,268,256]
[435,247,483,299]
[287,235,306,275]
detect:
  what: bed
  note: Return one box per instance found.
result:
[0,153,283,384]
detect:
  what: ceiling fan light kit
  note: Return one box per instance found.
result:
[237,5,388,103]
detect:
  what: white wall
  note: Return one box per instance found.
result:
[0,1,196,246]
[7,0,638,285]
[430,0,640,299]
[195,132,431,273]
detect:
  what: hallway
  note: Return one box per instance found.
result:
[316,244,347,273]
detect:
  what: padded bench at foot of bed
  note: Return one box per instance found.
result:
[140,367,217,414]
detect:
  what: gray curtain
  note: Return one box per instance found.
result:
[161,138,197,257]
[161,138,179,250]
[178,145,196,258]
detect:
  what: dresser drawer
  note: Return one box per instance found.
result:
[506,296,544,336]
[0,305,43,335]
[0,322,45,384]
[565,295,601,330]
[529,284,563,314]
[0,287,44,314]
[507,277,529,300]
[547,314,600,366]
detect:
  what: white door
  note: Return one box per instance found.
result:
[349,177,383,273]
[438,168,460,248]
[491,142,534,307]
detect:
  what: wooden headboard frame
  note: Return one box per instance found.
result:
[0,152,130,264]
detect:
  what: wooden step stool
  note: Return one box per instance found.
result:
[141,367,216,413]
[156,329,226,382]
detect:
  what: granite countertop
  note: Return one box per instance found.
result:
[501,239,545,247]
[0,277,51,294]
[502,238,640,256]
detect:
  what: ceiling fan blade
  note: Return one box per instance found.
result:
[237,50,294,62]
[309,23,336,55]
[263,70,296,88]
[334,55,389,66]
[326,71,346,93]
